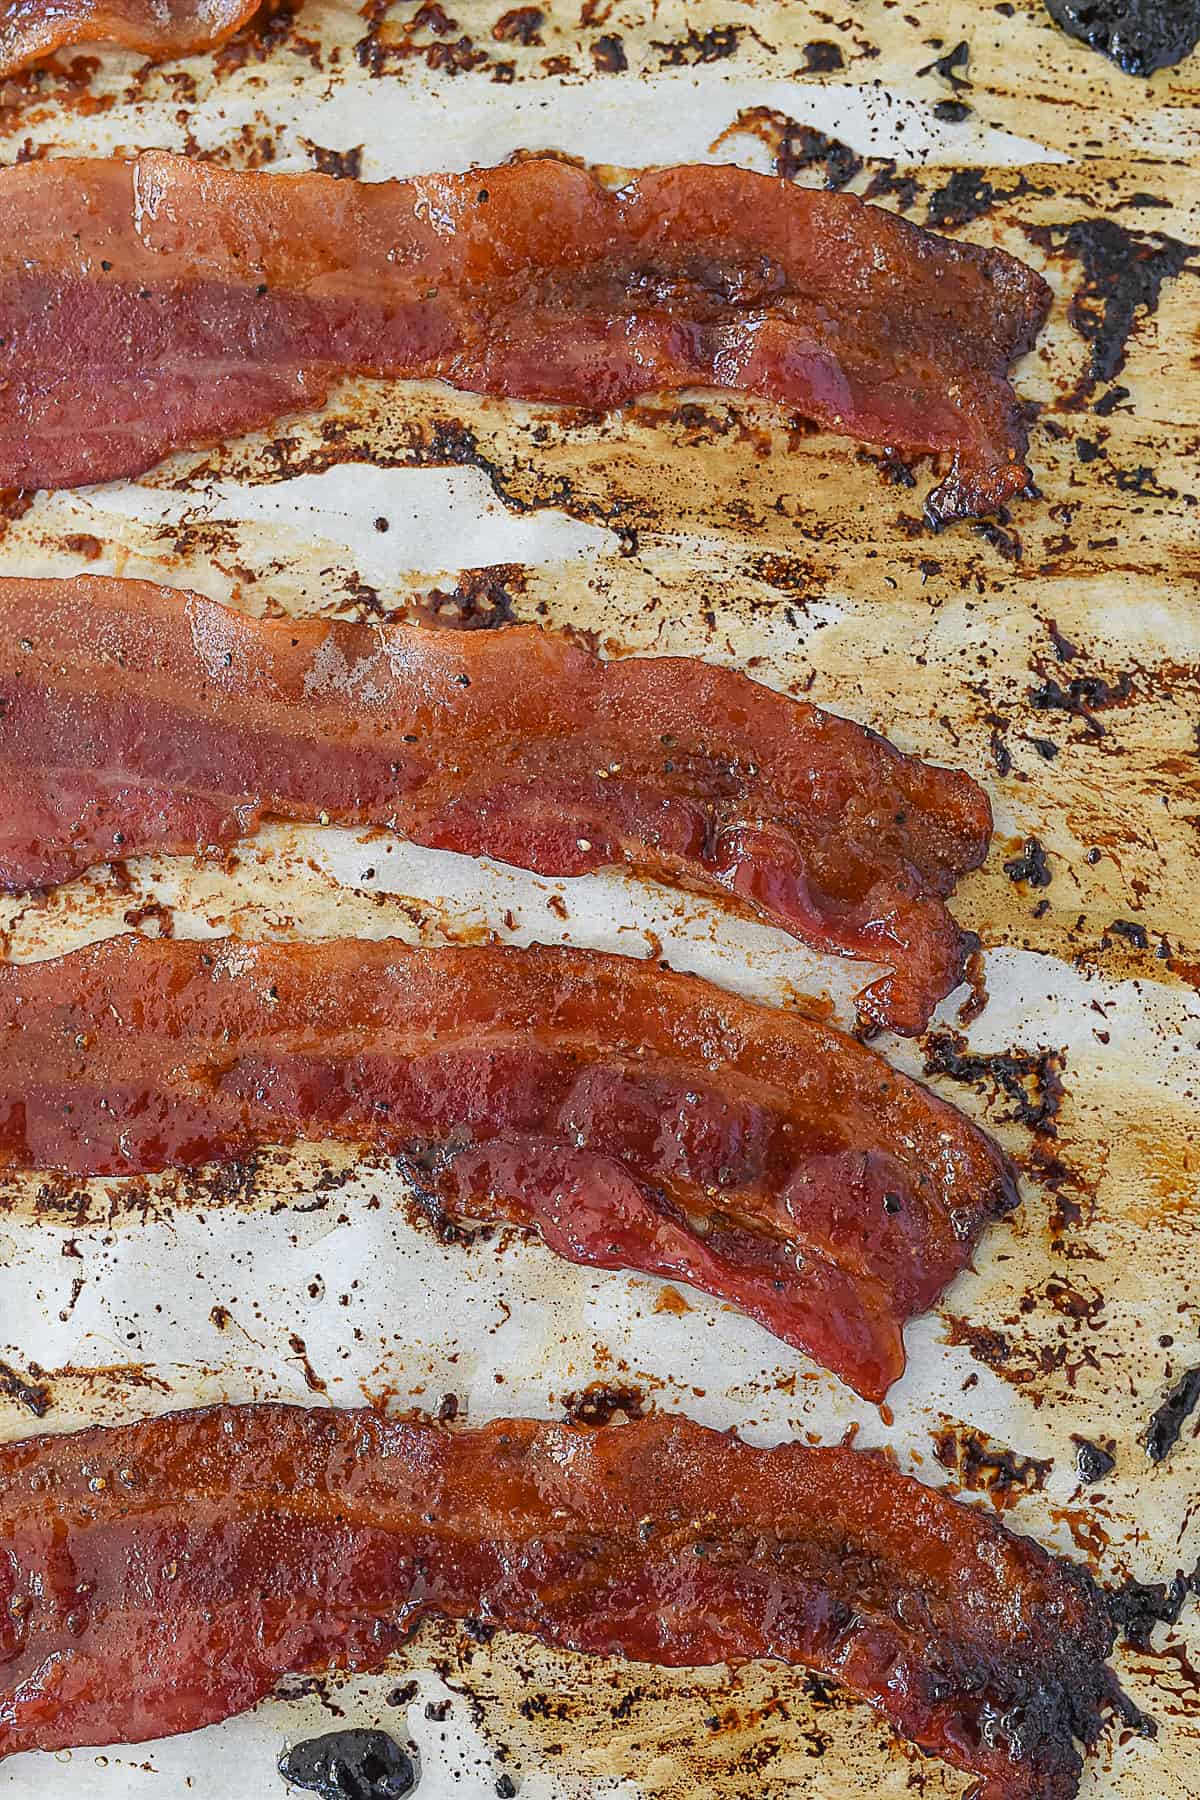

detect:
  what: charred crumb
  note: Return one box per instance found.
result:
[387,1682,419,1708]
[651,24,745,64]
[802,39,844,71]
[923,1032,1066,1135]
[561,1382,647,1426]
[492,7,543,44]
[972,511,1022,562]
[1143,1364,1200,1463]
[932,99,972,122]
[713,107,863,190]
[1004,836,1053,888]
[302,141,364,179]
[1108,918,1149,950]
[1072,1435,1116,1484]
[1107,1563,1200,1651]
[1023,217,1198,404]
[589,32,626,71]
[1044,0,1200,75]
[944,1317,1011,1370]
[1027,668,1132,738]
[122,899,175,937]
[278,1727,417,1798]
[0,1356,51,1417]
[416,564,525,629]
[932,1423,1052,1508]
[212,0,301,71]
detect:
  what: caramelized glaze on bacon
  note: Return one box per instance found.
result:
[0,575,992,1034]
[0,936,1018,1398]
[0,153,1051,522]
[0,1405,1121,1799]
[0,0,259,77]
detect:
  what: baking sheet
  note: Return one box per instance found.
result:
[1,2,1198,1794]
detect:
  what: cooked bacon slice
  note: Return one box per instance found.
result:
[0,0,259,79]
[0,936,1018,1399]
[0,575,992,1035]
[0,1405,1121,1799]
[0,152,1051,523]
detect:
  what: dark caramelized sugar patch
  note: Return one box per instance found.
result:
[1044,0,1200,75]
[278,1728,417,1799]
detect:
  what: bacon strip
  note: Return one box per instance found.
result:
[0,0,259,78]
[0,1405,1121,1799]
[0,152,1051,523]
[0,575,992,1035]
[0,936,1018,1399]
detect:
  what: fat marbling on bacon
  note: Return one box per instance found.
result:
[0,575,993,1035]
[0,935,1020,1400]
[0,0,258,76]
[0,152,1052,523]
[0,1405,1124,1800]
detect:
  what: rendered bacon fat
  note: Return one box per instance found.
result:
[0,576,993,1034]
[0,936,1019,1398]
[0,152,1052,522]
[0,0,259,78]
[0,1406,1121,1799]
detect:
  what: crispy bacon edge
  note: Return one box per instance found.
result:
[0,574,995,1035]
[0,936,1021,1400]
[0,1406,1129,1800]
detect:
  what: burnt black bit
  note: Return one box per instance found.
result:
[562,1382,647,1426]
[933,1425,1052,1505]
[495,1778,518,1798]
[590,32,626,72]
[802,38,844,71]
[0,1357,51,1417]
[652,24,742,64]
[1023,217,1198,404]
[717,107,863,191]
[416,564,523,629]
[1004,836,1053,888]
[1072,1435,1116,1483]
[278,1728,417,1799]
[1144,1364,1200,1463]
[492,7,543,45]
[918,38,972,88]
[1109,917,1149,950]
[1047,617,1079,660]
[303,142,364,180]
[861,160,920,212]
[923,1031,1066,1135]
[932,98,972,122]
[1027,668,1132,738]
[973,512,1022,562]
[1043,0,1200,75]
[1107,1562,1200,1651]
[1076,435,1106,462]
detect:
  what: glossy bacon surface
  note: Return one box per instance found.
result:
[0,153,1051,522]
[0,0,258,77]
[0,575,993,1034]
[0,1405,1120,1799]
[0,936,1018,1399]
